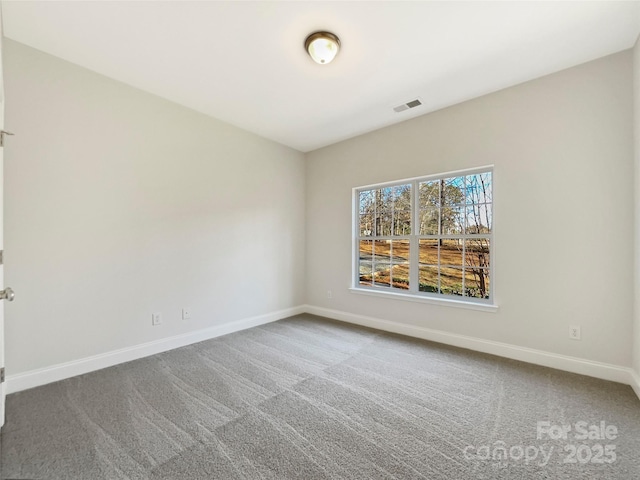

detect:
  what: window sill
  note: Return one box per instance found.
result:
[349,287,499,313]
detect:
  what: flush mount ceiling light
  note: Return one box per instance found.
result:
[305,31,340,64]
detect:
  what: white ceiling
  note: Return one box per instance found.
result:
[2,1,640,152]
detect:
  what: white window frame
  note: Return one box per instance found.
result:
[350,166,497,312]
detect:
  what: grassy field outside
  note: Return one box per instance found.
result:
[359,239,490,298]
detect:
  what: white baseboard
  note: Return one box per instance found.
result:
[630,369,640,401]
[7,304,640,403]
[305,305,638,393]
[6,305,305,394]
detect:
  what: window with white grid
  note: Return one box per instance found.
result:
[354,167,493,305]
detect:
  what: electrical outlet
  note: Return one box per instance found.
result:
[182,308,192,320]
[569,325,581,340]
[152,312,162,326]
[327,290,332,299]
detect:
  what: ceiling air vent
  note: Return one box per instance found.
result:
[393,98,422,113]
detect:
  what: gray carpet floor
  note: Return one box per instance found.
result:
[1,313,639,479]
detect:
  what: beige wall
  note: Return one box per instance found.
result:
[306,51,634,367]
[634,35,640,377]
[3,39,636,380]
[3,40,306,374]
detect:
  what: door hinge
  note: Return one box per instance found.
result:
[0,250,3,265]
[0,368,4,383]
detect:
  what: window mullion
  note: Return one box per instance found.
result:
[409,180,419,293]
[437,180,442,295]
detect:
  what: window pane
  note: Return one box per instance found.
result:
[390,240,410,290]
[390,264,410,290]
[358,240,373,285]
[464,238,490,269]
[372,240,391,263]
[359,262,372,286]
[375,210,392,236]
[465,204,492,234]
[390,239,410,263]
[419,265,439,293]
[419,181,440,208]
[419,207,439,235]
[463,268,490,299]
[442,177,465,206]
[440,266,463,296]
[441,207,464,234]
[376,187,394,211]
[418,239,439,265]
[440,239,463,267]
[393,184,412,209]
[393,209,411,235]
[465,173,492,204]
[373,263,391,287]
[359,213,374,236]
[359,240,372,262]
[358,238,373,284]
[359,190,374,213]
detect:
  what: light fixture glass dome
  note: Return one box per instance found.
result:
[305,32,340,64]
